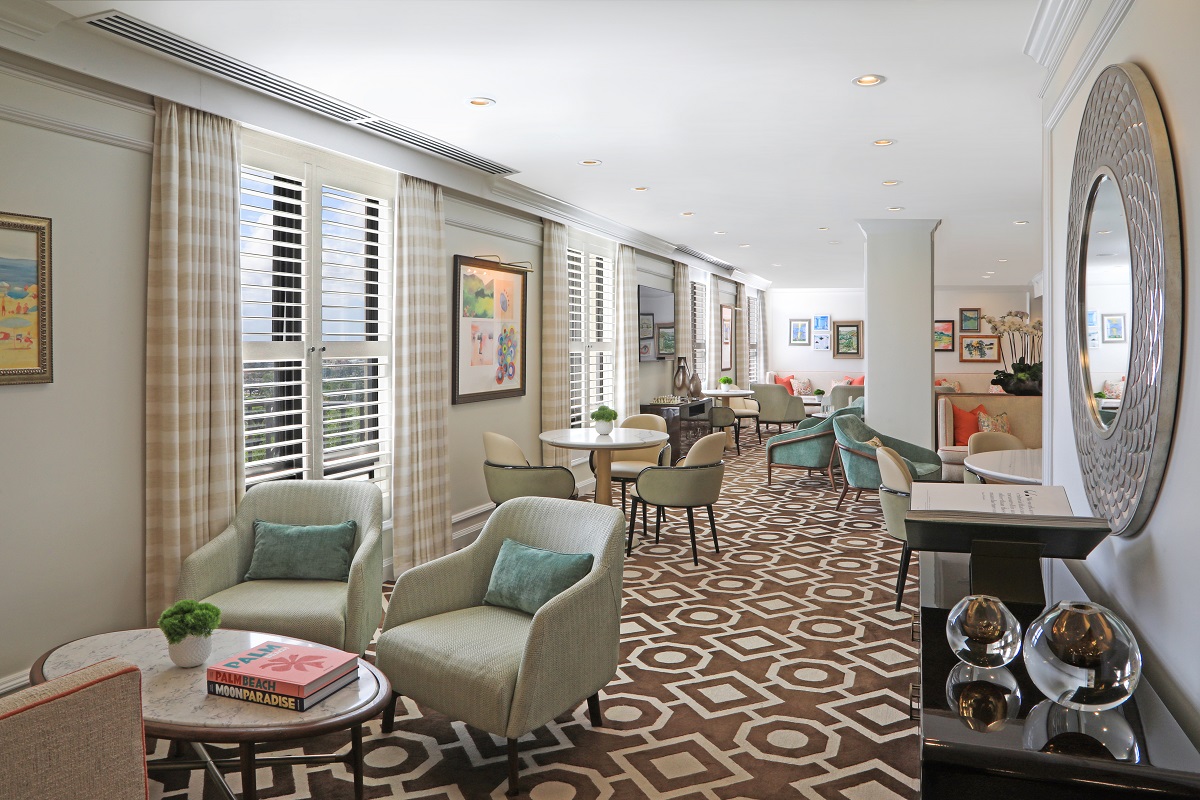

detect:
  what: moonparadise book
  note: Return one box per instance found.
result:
[207,670,358,712]
[206,640,358,697]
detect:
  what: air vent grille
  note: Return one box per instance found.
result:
[673,244,736,271]
[85,12,517,176]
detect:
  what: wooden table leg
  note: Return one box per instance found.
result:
[351,723,365,800]
[240,742,257,800]
[594,450,613,505]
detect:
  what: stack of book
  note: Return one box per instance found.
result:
[206,641,359,712]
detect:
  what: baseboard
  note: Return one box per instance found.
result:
[0,669,29,696]
[452,502,494,549]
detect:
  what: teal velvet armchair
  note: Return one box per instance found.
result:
[831,415,941,511]
[765,405,863,490]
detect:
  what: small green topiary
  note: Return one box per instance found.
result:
[590,404,618,422]
[814,388,826,396]
[1094,391,1106,399]
[157,599,221,644]
[718,376,733,386]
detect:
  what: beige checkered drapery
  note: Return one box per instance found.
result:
[144,99,244,624]
[672,261,693,384]
[709,275,723,387]
[736,282,750,388]
[392,175,453,575]
[540,219,571,467]
[616,244,639,419]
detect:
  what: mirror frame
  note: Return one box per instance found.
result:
[1065,63,1182,537]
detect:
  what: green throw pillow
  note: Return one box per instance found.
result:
[244,519,358,582]
[483,538,595,615]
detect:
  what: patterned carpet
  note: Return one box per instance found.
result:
[153,432,920,799]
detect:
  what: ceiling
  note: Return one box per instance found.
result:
[48,0,1049,289]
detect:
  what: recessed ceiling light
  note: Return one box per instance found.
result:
[1098,252,1117,257]
[739,244,751,248]
[771,263,782,267]
[631,186,649,192]
[887,206,904,212]
[818,226,829,231]
[1014,220,1029,225]
[882,180,901,186]
[828,240,841,245]
[853,74,886,86]
[873,139,895,146]
[1097,229,1112,234]
[986,271,996,274]
[681,211,694,216]
[714,230,727,235]
[467,97,495,107]
[578,159,602,166]
[983,275,992,279]
[998,259,1008,262]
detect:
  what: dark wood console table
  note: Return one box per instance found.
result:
[640,398,712,460]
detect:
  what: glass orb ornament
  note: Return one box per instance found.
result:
[945,663,1021,733]
[945,595,1022,667]
[1023,600,1141,711]
[1023,699,1140,762]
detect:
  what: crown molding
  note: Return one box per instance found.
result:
[1024,0,1091,97]
[1045,0,1135,129]
[0,0,70,41]
[0,102,152,152]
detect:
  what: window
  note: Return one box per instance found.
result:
[691,280,707,384]
[567,242,615,427]
[748,291,761,384]
[239,139,393,499]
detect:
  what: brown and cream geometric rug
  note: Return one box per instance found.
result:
[152,434,920,799]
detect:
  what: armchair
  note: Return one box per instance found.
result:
[765,404,863,489]
[375,496,626,796]
[832,415,941,511]
[177,480,383,655]
[829,384,865,410]
[483,432,577,503]
[877,446,915,611]
[628,431,727,565]
[749,383,808,440]
[1,658,147,799]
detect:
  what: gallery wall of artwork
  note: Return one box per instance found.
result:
[932,287,1034,379]
[766,288,866,383]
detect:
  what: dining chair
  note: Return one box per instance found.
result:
[483,432,578,503]
[592,414,671,513]
[724,384,760,436]
[877,446,915,611]
[708,404,740,455]
[749,383,808,440]
[627,431,726,565]
[964,431,1026,484]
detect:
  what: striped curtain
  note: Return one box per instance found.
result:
[736,283,750,387]
[708,275,723,387]
[616,244,639,419]
[672,261,693,386]
[144,99,244,623]
[392,175,452,575]
[759,288,770,380]
[541,219,571,466]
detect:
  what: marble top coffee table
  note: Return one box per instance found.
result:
[32,628,390,800]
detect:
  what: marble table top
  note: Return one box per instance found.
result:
[703,389,755,398]
[962,447,1043,485]
[38,628,386,731]
[539,427,669,451]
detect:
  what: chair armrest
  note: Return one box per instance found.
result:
[343,523,383,655]
[657,443,672,466]
[381,545,488,632]
[766,428,831,459]
[176,523,244,602]
[884,436,941,465]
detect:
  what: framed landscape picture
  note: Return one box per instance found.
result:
[0,212,52,386]
[788,318,811,346]
[656,323,676,357]
[959,334,1000,362]
[832,320,863,359]
[451,255,527,404]
[813,332,831,351]
[720,304,733,370]
[639,312,654,339]
[1102,313,1126,342]
[933,320,954,351]
[959,307,982,332]
[812,314,830,332]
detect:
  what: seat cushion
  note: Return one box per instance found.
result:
[732,408,758,418]
[938,445,967,466]
[204,580,348,650]
[911,461,942,480]
[376,606,532,737]
[611,460,656,479]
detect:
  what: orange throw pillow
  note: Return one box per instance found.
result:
[850,375,865,386]
[952,403,987,446]
[774,374,796,395]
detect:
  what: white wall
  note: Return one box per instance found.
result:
[1083,281,1131,388]
[0,66,153,685]
[765,287,865,389]
[1045,0,1200,743]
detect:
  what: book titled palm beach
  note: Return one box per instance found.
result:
[207,641,359,711]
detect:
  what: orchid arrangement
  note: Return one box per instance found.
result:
[981,311,1043,388]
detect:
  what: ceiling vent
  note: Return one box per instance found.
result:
[84,12,517,176]
[673,244,736,271]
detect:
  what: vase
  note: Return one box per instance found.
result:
[168,634,212,668]
[1023,700,1139,761]
[945,595,1022,667]
[1023,600,1141,710]
[994,376,1042,396]
[673,357,691,396]
[594,420,614,436]
[688,372,703,399]
[945,663,1021,733]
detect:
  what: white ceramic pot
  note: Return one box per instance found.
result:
[594,420,614,435]
[168,634,212,668]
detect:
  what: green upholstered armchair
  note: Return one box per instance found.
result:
[765,405,863,489]
[483,432,577,504]
[176,480,384,655]
[831,415,941,511]
[749,383,809,440]
[375,496,627,796]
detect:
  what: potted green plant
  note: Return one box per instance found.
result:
[1094,391,1106,399]
[813,388,826,396]
[591,404,618,435]
[158,599,221,668]
[717,376,734,389]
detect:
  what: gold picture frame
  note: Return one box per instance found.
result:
[0,212,52,385]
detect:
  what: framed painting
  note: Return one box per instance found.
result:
[1102,313,1126,342]
[832,320,863,359]
[720,304,733,371]
[0,212,52,385]
[933,320,954,351]
[1086,309,1098,328]
[960,334,1000,362]
[638,312,655,340]
[452,255,527,404]
[812,314,830,332]
[656,323,676,357]
[959,307,982,332]
[788,318,811,346]
[1088,330,1101,349]
[813,332,831,351]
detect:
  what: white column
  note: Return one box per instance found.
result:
[857,219,941,449]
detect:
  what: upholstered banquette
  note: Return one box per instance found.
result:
[936,394,1042,481]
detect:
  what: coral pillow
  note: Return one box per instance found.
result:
[791,378,813,396]
[979,411,1012,435]
[774,374,796,395]
[850,375,866,386]
[952,403,987,447]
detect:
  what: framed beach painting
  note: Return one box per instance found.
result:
[1102,313,1126,342]
[788,318,811,346]
[812,315,830,332]
[832,320,863,359]
[813,332,831,351]
[0,212,52,385]
[656,323,676,357]
[933,320,954,351]
[720,304,733,370]
[451,255,527,404]
[959,307,982,332]
[959,334,1000,362]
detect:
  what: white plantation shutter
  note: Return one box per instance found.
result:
[748,292,761,384]
[567,245,615,427]
[692,280,707,385]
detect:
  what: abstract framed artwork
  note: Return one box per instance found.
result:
[638,312,654,340]
[1086,309,1098,328]
[720,304,733,371]
[0,212,52,386]
[1088,330,1101,349]
[451,255,527,404]
[959,334,1000,362]
[1102,313,1127,342]
[788,318,811,346]
[832,320,863,359]
[812,315,830,332]
[656,323,676,357]
[933,320,954,351]
[813,332,831,351]
[959,307,982,332]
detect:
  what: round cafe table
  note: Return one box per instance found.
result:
[963,447,1043,485]
[539,427,669,506]
[701,388,755,449]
